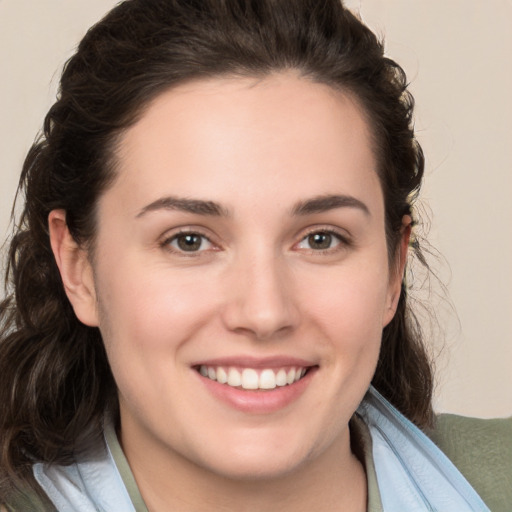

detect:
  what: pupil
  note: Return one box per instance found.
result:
[178,234,202,251]
[309,232,331,249]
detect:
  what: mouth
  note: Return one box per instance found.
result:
[193,358,317,413]
[196,365,310,390]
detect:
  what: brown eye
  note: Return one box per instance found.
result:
[307,232,333,250]
[296,230,343,252]
[169,233,212,252]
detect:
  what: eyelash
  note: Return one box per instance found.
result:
[160,227,351,256]
[295,228,351,254]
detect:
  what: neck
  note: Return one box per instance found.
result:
[121,423,367,512]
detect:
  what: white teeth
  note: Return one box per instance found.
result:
[217,366,228,384]
[276,369,287,386]
[241,369,259,390]
[259,369,277,389]
[227,367,242,387]
[286,368,296,385]
[198,365,308,390]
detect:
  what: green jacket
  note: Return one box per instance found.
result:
[427,414,512,512]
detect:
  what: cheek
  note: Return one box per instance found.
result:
[94,260,223,394]
[299,263,390,336]
[316,286,384,376]
[296,259,390,380]
[95,265,217,408]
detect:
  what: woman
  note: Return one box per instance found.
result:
[0,1,509,510]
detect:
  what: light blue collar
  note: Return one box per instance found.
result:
[358,386,490,511]
[33,433,136,512]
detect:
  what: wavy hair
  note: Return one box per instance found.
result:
[0,0,432,495]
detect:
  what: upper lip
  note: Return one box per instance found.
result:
[191,355,317,369]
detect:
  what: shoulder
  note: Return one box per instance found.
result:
[427,413,512,512]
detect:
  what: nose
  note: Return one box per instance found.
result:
[221,251,300,340]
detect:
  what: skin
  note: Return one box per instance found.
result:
[50,73,408,511]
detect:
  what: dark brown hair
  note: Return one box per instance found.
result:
[0,0,432,495]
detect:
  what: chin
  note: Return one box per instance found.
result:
[202,450,312,482]
[183,425,324,482]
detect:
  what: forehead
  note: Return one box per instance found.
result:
[105,73,381,218]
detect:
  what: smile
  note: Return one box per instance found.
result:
[198,365,308,390]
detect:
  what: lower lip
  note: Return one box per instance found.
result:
[196,369,316,414]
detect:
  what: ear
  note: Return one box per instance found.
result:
[383,215,412,326]
[49,210,99,327]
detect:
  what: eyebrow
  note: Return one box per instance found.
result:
[291,194,370,216]
[136,196,229,218]
[136,193,369,219]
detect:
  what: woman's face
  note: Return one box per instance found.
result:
[80,74,403,479]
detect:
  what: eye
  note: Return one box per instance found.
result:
[166,232,213,253]
[296,230,344,251]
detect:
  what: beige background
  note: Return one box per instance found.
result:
[1,0,511,418]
